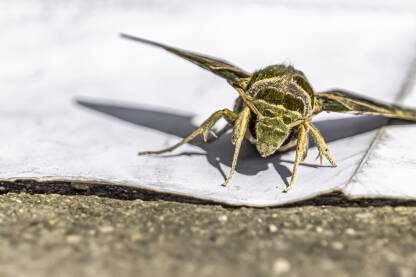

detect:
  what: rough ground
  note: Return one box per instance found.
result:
[0,181,415,277]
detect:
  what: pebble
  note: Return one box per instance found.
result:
[394,207,407,212]
[272,258,291,275]
[99,226,115,233]
[345,228,356,236]
[331,241,344,250]
[131,233,143,241]
[268,224,278,233]
[305,224,313,230]
[66,235,82,244]
[218,215,228,222]
[316,226,324,233]
[355,212,373,219]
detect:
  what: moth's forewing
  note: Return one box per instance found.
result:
[120,33,251,88]
[315,90,416,121]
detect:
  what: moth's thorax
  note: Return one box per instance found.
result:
[246,64,315,118]
[242,65,315,157]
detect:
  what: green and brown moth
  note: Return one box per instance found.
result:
[121,33,416,192]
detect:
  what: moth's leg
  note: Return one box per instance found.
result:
[305,122,337,167]
[289,116,314,129]
[189,124,232,146]
[222,106,251,186]
[301,126,309,162]
[139,109,237,155]
[284,124,308,192]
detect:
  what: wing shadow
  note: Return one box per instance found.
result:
[76,98,399,185]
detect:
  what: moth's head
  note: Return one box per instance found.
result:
[255,117,290,157]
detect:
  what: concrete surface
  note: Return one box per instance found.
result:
[0,181,415,277]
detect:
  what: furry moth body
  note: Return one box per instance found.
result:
[121,33,416,192]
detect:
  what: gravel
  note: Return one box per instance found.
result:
[0,180,415,277]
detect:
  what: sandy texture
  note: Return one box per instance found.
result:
[0,181,415,277]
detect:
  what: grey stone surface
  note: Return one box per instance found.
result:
[0,181,415,277]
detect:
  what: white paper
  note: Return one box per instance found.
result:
[1,1,416,206]
[346,84,416,198]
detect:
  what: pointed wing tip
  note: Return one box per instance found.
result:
[119,33,166,49]
[119,33,144,43]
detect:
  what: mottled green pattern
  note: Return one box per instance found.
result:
[253,99,302,120]
[293,75,314,107]
[284,93,305,114]
[247,71,312,157]
[252,87,304,156]
[255,88,285,105]
[247,65,314,118]
[247,65,303,89]
[256,118,290,157]
[254,87,305,116]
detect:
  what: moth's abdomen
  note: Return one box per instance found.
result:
[247,65,315,118]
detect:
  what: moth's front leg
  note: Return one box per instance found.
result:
[283,121,337,192]
[189,124,232,146]
[139,109,238,155]
[283,124,308,192]
[222,106,251,187]
[305,122,337,167]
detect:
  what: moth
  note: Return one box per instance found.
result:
[121,33,416,192]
